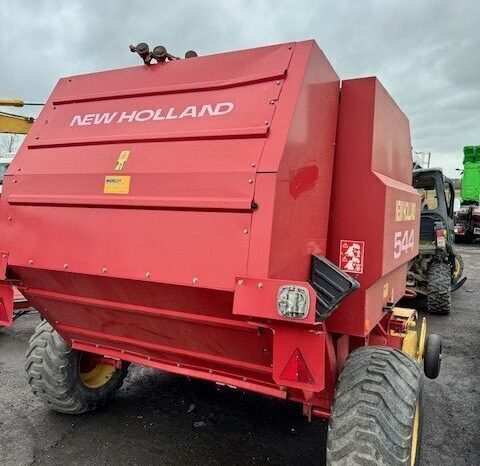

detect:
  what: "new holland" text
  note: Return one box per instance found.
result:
[70,102,234,127]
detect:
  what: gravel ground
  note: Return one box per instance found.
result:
[0,244,478,466]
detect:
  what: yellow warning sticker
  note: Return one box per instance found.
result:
[114,150,130,171]
[104,176,130,194]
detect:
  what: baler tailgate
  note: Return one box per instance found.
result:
[2,45,299,290]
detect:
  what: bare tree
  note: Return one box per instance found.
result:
[0,134,20,153]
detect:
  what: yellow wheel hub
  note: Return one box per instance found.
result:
[80,361,116,389]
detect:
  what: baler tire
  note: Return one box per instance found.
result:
[424,334,442,379]
[25,320,129,414]
[426,261,451,314]
[326,346,423,466]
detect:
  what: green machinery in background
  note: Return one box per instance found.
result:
[461,146,480,203]
[454,146,480,243]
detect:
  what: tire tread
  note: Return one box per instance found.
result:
[427,261,451,314]
[25,320,127,414]
[327,346,422,466]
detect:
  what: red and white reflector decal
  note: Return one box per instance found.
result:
[339,240,365,274]
[280,348,315,384]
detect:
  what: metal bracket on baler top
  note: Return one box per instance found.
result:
[310,255,360,320]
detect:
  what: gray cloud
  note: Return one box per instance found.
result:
[1,0,478,176]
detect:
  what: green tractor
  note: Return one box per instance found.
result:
[407,168,465,314]
[454,146,480,243]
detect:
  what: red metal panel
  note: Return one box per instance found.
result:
[29,81,279,148]
[0,42,414,415]
[272,327,326,392]
[325,78,419,336]
[19,272,275,373]
[249,41,340,280]
[72,340,286,400]
[2,44,296,292]
[7,139,261,211]
[0,284,13,327]
[51,43,294,104]
[6,206,252,290]
[232,277,318,325]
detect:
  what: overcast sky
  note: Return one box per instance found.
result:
[1,0,478,177]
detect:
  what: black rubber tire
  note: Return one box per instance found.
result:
[456,231,474,243]
[426,261,451,314]
[424,334,442,379]
[451,254,464,285]
[25,320,128,414]
[327,346,423,466]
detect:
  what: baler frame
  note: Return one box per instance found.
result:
[0,40,442,465]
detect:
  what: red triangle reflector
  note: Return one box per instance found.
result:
[280,348,315,384]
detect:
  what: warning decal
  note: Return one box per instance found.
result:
[104,175,131,194]
[339,240,365,274]
[114,150,130,171]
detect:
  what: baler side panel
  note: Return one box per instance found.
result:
[249,41,340,280]
[326,78,419,336]
[371,81,413,186]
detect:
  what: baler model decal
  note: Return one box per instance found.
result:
[395,200,416,221]
[103,176,131,194]
[339,240,365,274]
[114,150,130,171]
[69,102,235,127]
[393,229,415,259]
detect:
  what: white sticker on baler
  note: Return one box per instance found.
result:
[339,240,365,274]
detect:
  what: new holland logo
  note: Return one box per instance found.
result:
[70,102,234,127]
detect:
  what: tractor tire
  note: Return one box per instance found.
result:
[451,254,464,286]
[327,346,423,466]
[426,261,451,314]
[465,231,475,244]
[25,320,128,414]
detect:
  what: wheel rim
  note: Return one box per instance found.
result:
[410,404,420,466]
[453,258,462,280]
[79,353,116,389]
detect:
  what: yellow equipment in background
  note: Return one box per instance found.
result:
[0,99,43,134]
[0,111,34,134]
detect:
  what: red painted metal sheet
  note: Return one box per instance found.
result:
[272,327,326,392]
[232,277,318,325]
[325,78,419,336]
[29,81,277,148]
[0,252,7,279]
[0,284,13,327]
[0,40,415,415]
[51,43,294,104]
[72,340,287,400]
[7,205,252,290]
[250,43,339,280]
